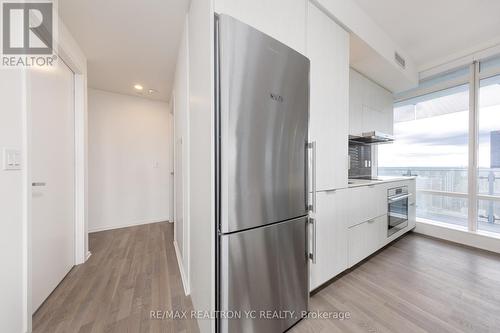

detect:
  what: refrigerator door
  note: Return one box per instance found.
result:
[218,15,310,233]
[219,217,308,333]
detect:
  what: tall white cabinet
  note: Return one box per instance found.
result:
[307,2,350,291]
[307,3,349,191]
[307,2,349,192]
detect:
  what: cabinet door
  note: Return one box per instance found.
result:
[362,80,393,135]
[349,69,363,136]
[349,68,394,135]
[348,215,387,267]
[307,3,349,191]
[310,190,348,290]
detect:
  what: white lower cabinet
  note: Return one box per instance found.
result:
[309,190,348,291]
[310,180,417,289]
[346,185,386,227]
[347,215,387,268]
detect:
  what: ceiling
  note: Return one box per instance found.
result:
[353,0,500,71]
[59,0,190,102]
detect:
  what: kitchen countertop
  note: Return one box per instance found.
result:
[347,176,417,188]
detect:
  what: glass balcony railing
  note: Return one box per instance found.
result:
[379,167,500,233]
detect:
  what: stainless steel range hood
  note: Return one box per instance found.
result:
[349,131,394,145]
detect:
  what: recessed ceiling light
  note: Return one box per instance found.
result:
[134,84,143,91]
[148,89,156,94]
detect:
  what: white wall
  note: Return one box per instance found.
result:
[0,12,87,332]
[88,89,172,232]
[171,15,191,295]
[0,71,26,333]
[188,0,215,332]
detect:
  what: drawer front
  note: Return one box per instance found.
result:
[348,215,386,267]
[347,186,386,227]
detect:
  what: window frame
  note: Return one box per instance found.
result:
[388,56,500,234]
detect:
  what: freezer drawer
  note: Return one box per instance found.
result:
[218,14,310,233]
[219,217,308,333]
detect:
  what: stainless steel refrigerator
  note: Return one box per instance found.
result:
[215,14,310,333]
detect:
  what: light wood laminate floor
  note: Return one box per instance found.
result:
[33,222,198,333]
[34,224,500,333]
[293,232,500,333]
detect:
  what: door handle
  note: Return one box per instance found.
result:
[308,141,317,212]
[309,218,317,264]
[388,193,412,203]
[32,182,46,187]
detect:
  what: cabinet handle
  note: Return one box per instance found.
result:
[309,218,317,264]
[308,141,317,212]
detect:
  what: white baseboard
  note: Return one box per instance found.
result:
[173,240,190,295]
[85,251,92,262]
[88,218,170,233]
[415,219,500,254]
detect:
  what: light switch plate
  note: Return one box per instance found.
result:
[3,148,21,170]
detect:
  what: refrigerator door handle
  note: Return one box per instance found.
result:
[309,218,316,263]
[308,141,317,212]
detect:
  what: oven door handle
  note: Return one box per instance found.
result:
[388,193,412,203]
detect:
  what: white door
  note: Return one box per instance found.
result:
[31,60,75,312]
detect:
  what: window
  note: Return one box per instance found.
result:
[477,74,500,233]
[380,56,500,236]
[379,85,469,228]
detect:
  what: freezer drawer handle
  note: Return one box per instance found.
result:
[309,218,317,264]
[308,141,317,212]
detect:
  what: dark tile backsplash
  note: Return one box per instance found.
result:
[348,142,372,179]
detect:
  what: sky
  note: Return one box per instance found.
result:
[379,82,500,168]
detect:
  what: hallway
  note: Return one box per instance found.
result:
[33,222,198,333]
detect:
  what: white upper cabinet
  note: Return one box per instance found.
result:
[307,2,349,191]
[349,69,394,136]
[214,0,307,54]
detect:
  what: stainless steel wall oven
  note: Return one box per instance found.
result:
[387,186,411,237]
